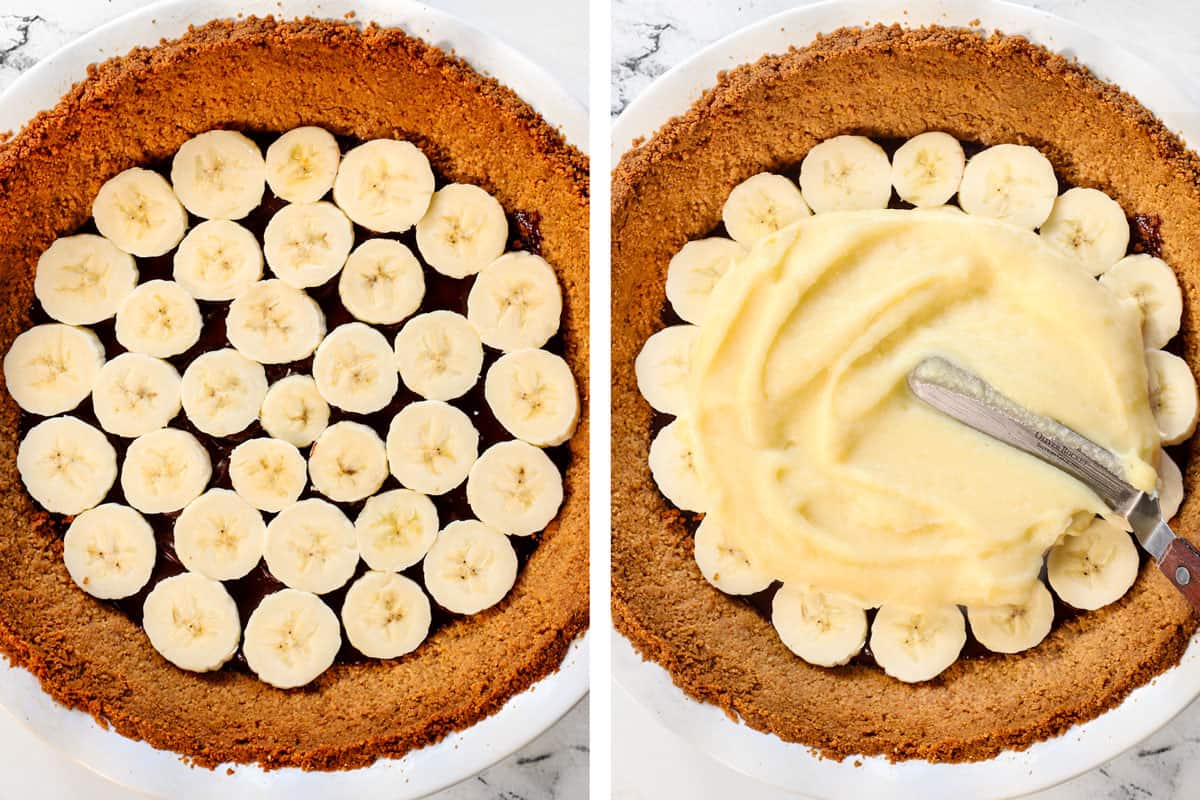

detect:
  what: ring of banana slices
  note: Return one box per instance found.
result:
[638,132,1195,683]
[4,126,579,689]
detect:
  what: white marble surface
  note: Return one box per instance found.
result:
[612,1,1200,798]
[0,1,587,799]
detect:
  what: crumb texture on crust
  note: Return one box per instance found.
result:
[612,24,1200,764]
[0,16,588,771]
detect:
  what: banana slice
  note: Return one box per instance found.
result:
[484,348,578,447]
[957,144,1058,229]
[308,421,389,503]
[120,428,212,514]
[338,239,425,325]
[771,583,868,667]
[312,322,398,414]
[332,139,435,233]
[890,131,965,207]
[1146,349,1199,445]
[341,571,432,659]
[170,130,266,220]
[394,310,484,402]
[263,201,354,289]
[91,352,182,437]
[466,252,563,352]
[259,375,329,447]
[355,488,439,572]
[647,418,706,512]
[92,167,187,257]
[3,323,104,415]
[665,237,745,325]
[265,126,341,204]
[1039,187,1130,275]
[174,488,266,581]
[264,498,359,594]
[1158,449,1184,521]
[114,279,203,358]
[1099,254,1183,349]
[62,503,155,599]
[870,604,967,683]
[173,219,264,301]
[143,572,241,672]
[415,184,509,278]
[226,279,326,364]
[18,416,117,515]
[467,440,564,536]
[386,400,479,495]
[634,324,699,416]
[181,348,268,437]
[693,515,772,595]
[243,588,341,688]
[229,438,307,512]
[1048,518,1139,610]
[423,520,518,615]
[721,172,811,244]
[35,234,138,325]
[799,135,892,213]
[967,580,1055,654]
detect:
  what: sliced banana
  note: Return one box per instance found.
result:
[3,323,104,415]
[721,172,811,244]
[35,234,138,325]
[243,588,341,689]
[1047,518,1139,610]
[466,440,564,536]
[423,520,518,615]
[91,352,182,437]
[466,251,563,352]
[174,488,266,581]
[1146,349,1199,445]
[173,219,264,301]
[308,421,389,503]
[263,201,354,289]
[265,126,341,204]
[799,135,892,213]
[62,503,155,599]
[170,130,266,220]
[311,322,398,414]
[386,400,479,495]
[1099,254,1182,349]
[967,581,1055,654]
[957,144,1058,229]
[181,348,268,437]
[18,416,117,515]
[1039,187,1130,276]
[647,418,706,512]
[229,438,307,512]
[634,324,699,416]
[394,310,484,401]
[338,238,425,325]
[114,279,203,359]
[341,571,431,659]
[1159,449,1184,521]
[264,498,359,594]
[870,604,967,683]
[92,167,187,257]
[484,348,578,447]
[890,131,965,207]
[415,184,509,278]
[332,139,435,233]
[693,515,772,595]
[120,428,212,514]
[226,279,326,364]
[771,583,868,667]
[665,237,745,325]
[355,488,439,572]
[259,374,329,447]
[143,572,241,673]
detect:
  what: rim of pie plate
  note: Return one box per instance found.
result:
[0,0,587,797]
[613,0,1200,798]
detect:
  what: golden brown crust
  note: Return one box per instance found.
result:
[612,23,1200,763]
[0,17,588,771]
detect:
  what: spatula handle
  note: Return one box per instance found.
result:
[1160,537,1200,613]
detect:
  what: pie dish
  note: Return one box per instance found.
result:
[0,11,588,772]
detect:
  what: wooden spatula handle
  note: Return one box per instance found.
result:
[1160,537,1200,613]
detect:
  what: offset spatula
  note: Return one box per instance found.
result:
[908,356,1200,613]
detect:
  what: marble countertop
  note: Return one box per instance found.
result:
[0,1,587,799]
[612,1,1200,798]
